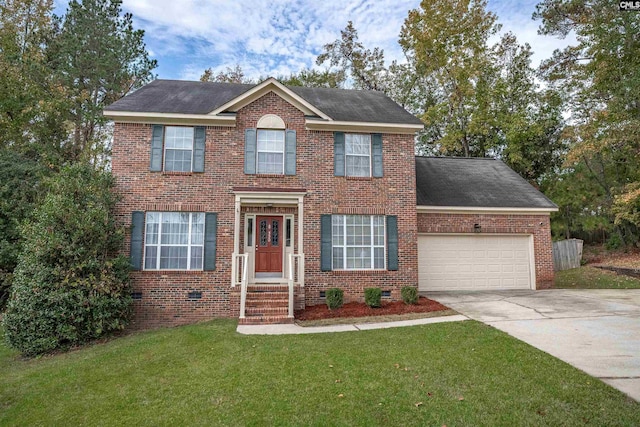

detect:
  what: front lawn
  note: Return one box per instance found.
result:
[555,265,640,289]
[1,320,638,426]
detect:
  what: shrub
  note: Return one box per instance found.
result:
[364,287,382,308]
[0,150,47,310]
[605,233,623,250]
[3,164,132,356]
[325,288,344,310]
[401,286,419,305]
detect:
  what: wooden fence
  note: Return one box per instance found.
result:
[552,239,584,271]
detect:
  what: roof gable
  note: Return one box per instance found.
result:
[415,157,557,210]
[208,77,331,119]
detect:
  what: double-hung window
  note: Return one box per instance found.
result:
[332,215,385,270]
[164,126,194,172]
[256,129,285,174]
[144,212,204,270]
[345,134,371,177]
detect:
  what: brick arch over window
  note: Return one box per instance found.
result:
[257,114,285,129]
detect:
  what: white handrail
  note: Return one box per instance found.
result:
[233,253,249,319]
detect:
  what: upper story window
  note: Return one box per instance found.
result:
[257,129,285,174]
[244,114,296,176]
[334,132,383,178]
[150,125,205,173]
[164,126,194,172]
[345,134,371,177]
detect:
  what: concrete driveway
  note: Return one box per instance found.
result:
[425,289,640,401]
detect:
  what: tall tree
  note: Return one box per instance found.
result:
[399,0,563,184]
[200,64,252,84]
[535,0,640,243]
[50,0,157,163]
[399,0,500,157]
[279,68,346,89]
[316,21,387,91]
[0,0,69,163]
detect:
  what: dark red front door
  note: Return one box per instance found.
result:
[255,216,283,273]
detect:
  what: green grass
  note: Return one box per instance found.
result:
[1,320,639,426]
[555,265,640,289]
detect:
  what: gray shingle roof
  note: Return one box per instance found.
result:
[104,79,254,115]
[105,79,423,125]
[288,85,423,124]
[415,156,557,209]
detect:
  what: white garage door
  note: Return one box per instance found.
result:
[418,234,533,291]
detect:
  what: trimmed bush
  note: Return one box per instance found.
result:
[364,287,382,308]
[3,164,132,356]
[325,288,344,310]
[401,286,419,305]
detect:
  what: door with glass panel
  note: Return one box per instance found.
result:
[255,216,283,274]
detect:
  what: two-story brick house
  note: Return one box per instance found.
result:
[105,77,557,329]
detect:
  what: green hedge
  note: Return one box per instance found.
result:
[3,164,132,356]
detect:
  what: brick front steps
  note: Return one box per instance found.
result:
[239,284,295,325]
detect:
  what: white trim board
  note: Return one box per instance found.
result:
[417,206,557,215]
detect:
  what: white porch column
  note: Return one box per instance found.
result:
[232,196,241,287]
[233,196,241,253]
[297,196,304,255]
[297,196,304,287]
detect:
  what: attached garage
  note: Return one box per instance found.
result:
[415,157,559,291]
[417,234,534,291]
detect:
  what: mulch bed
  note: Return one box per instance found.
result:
[295,297,449,321]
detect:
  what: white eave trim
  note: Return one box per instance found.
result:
[103,110,236,126]
[305,118,424,134]
[209,77,332,120]
[416,205,558,215]
[233,190,307,205]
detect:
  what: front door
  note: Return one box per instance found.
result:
[255,216,283,274]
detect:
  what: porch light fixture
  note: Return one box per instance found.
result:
[473,223,481,233]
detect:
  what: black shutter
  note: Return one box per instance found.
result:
[334,132,345,176]
[193,126,206,172]
[150,125,164,171]
[204,213,217,271]
[285,129,296,175]
[320,214,333,271]
[372,133,383,177]
[244,128,257,174]
[386,216,398,271]
[130,211,145,270]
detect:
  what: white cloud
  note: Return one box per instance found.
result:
[120,0,577,81]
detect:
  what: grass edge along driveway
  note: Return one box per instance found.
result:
[555,265,640,289]
[1,319,639,426]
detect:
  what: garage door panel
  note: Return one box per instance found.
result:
[418,234,532,291]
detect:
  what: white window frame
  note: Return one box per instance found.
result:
[144,212,204,270]
[256,129,285,174]
[163,126,194,172]
[345,134,372,177]
[332,215,386,270]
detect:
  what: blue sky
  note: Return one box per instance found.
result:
[53,0,574,81]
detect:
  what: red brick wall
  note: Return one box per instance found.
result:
[113,91,418,329]
[416,212,554,289]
